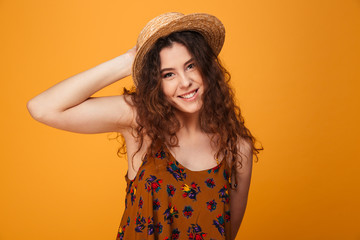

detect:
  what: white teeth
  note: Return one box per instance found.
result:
[180,90,196,99]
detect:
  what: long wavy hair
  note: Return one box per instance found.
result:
[119,31,263,188]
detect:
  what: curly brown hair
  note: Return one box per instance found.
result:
[119,31,263,188]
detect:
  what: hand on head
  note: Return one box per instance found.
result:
[126,46,137,59]
[121,46,137,77]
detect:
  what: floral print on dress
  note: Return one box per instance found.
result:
[117,217,130,240]
[163,203,179,224]
[147,217,155,235]
[205,178,216,188]
[207,164,221,173]
[225,210,231,222]
[135,213,146,232]
[218,185,229,203]
[127,180,134,194]
[127,180,136,205]
[182,206,194,219]
[117,145,231,240]
[206,199,217,212]
[153,198,161,210]
[139,169,145,181]
[148,217,163,235]
[213,214,225,236]
[167,184,176,197]
[167,160,187,181]
[145,175,163,195]
[155,149,166,159]
[130,184,137,205]
[171,228,180,240]
[181,182,201,200]
[223,169,230,182]
[117,227,124,240]
[138,196,143,209]
[187,224,207,240]
[155,221,163,234]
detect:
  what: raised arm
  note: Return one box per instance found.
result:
[27,47,137,134]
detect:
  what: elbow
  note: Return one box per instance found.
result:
[27,98,66,130]
[27,98,40,120]
[27,98,49,122]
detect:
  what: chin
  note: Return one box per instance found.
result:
[173,104,203,115]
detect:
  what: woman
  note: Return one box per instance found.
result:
[27,12,262,240]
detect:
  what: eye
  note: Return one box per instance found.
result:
[186,63,195,70]
[163,72,174,78]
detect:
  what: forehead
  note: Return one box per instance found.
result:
[159,42,193,69]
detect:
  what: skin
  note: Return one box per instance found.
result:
[160,42,204,118]
[27,43,252,240]
[159,42,218,171]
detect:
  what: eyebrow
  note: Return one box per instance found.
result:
[160,58,194,73]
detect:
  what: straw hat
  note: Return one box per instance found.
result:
[132,12,225,86]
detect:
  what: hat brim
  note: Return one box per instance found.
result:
[132,13,225,86]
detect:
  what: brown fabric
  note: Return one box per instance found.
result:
[116,145,231,240]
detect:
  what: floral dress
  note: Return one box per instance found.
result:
[116,145,231,240]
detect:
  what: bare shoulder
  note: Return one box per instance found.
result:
[238,137,253,158]
[235,137,253,175]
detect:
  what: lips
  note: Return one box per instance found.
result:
[178,89,198,99]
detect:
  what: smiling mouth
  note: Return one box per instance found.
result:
[178,89,199,99]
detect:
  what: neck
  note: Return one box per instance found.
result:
[174,110,202,135]
[170,110,220,159]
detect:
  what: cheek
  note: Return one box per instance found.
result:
[161,81,177,98]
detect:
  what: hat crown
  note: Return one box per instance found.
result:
[137,12,184,49]
[132,12,225,86]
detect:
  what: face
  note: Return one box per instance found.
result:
[159,42,205,116]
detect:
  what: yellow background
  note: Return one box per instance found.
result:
[1,0,359,239]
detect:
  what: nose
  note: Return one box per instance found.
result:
[178,72,192,88]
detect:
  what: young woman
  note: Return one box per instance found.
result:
[27,12,263,240]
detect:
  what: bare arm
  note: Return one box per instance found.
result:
[27,47,136,133]
[230,139,253,240]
